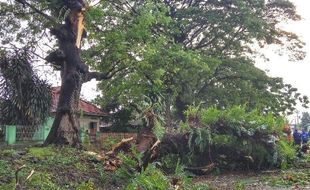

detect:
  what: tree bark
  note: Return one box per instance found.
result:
[44,1,88,147]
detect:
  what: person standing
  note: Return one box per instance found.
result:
[302,129,309,144]
[283,125,292,142]
[293,129,302,146]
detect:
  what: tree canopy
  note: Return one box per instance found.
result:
[0,0,308,131]
[84,0,308,124]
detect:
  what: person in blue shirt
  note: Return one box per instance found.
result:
[301,129,309,144]
[293,129,302,146]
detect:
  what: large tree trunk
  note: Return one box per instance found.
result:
[44,75,83,146]
[44,1,88,147]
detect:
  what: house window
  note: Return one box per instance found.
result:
[89,122,97,129]
[88,122,98,135]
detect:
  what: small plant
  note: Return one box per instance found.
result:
[234,180,246,190]
[76,180,96,190]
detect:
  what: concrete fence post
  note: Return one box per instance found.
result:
[80,129,85,143]
[5,125,16,145]
[43,117,54,141]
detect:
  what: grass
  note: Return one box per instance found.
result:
[0,146,116,190]
[1,145,310,190]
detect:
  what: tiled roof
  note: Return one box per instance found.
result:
[51,87,107,116]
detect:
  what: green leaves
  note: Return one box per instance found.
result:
[0,50,51,125]
[88,0,307,125]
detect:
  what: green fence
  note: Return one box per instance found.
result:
[0,117,88,146]
[0,125,50,145]
[0,117,53,146]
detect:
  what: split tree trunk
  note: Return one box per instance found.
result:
[44,1,88,147]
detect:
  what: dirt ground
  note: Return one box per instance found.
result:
[193,169,310,190]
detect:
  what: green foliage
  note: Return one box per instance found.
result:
[276,140,296,169]
[28,146,56,160]
[201,107,221,125]
[0,160,14,183]
[0,146,111,189]
[45,148,80,166]
[153,120,165,140]
[101,136,121,151]
[178,121,191,133]
[115,151,141,183]
[94,165,108,184]
[181,106,293,170]
[114,147,207,190]
[173,159,193,189]
[234,180,246,190]
[184,105,201,119]
[89,0,308,125]
[76,181,96,190]
[0,50,51,125]
[189,127,212,153]
[25,172,61,190]
[82,132,91,148]
[125,164,170,190]
[0,181,15,190]
[160,154,180,173]
[0,149,16,157]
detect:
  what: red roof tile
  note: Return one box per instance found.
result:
[51,87,107,116]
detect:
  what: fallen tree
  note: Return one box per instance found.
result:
[113,106,297,173]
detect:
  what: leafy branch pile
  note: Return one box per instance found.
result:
[156,106,296,171]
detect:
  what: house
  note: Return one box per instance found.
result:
[51,87,107,136]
